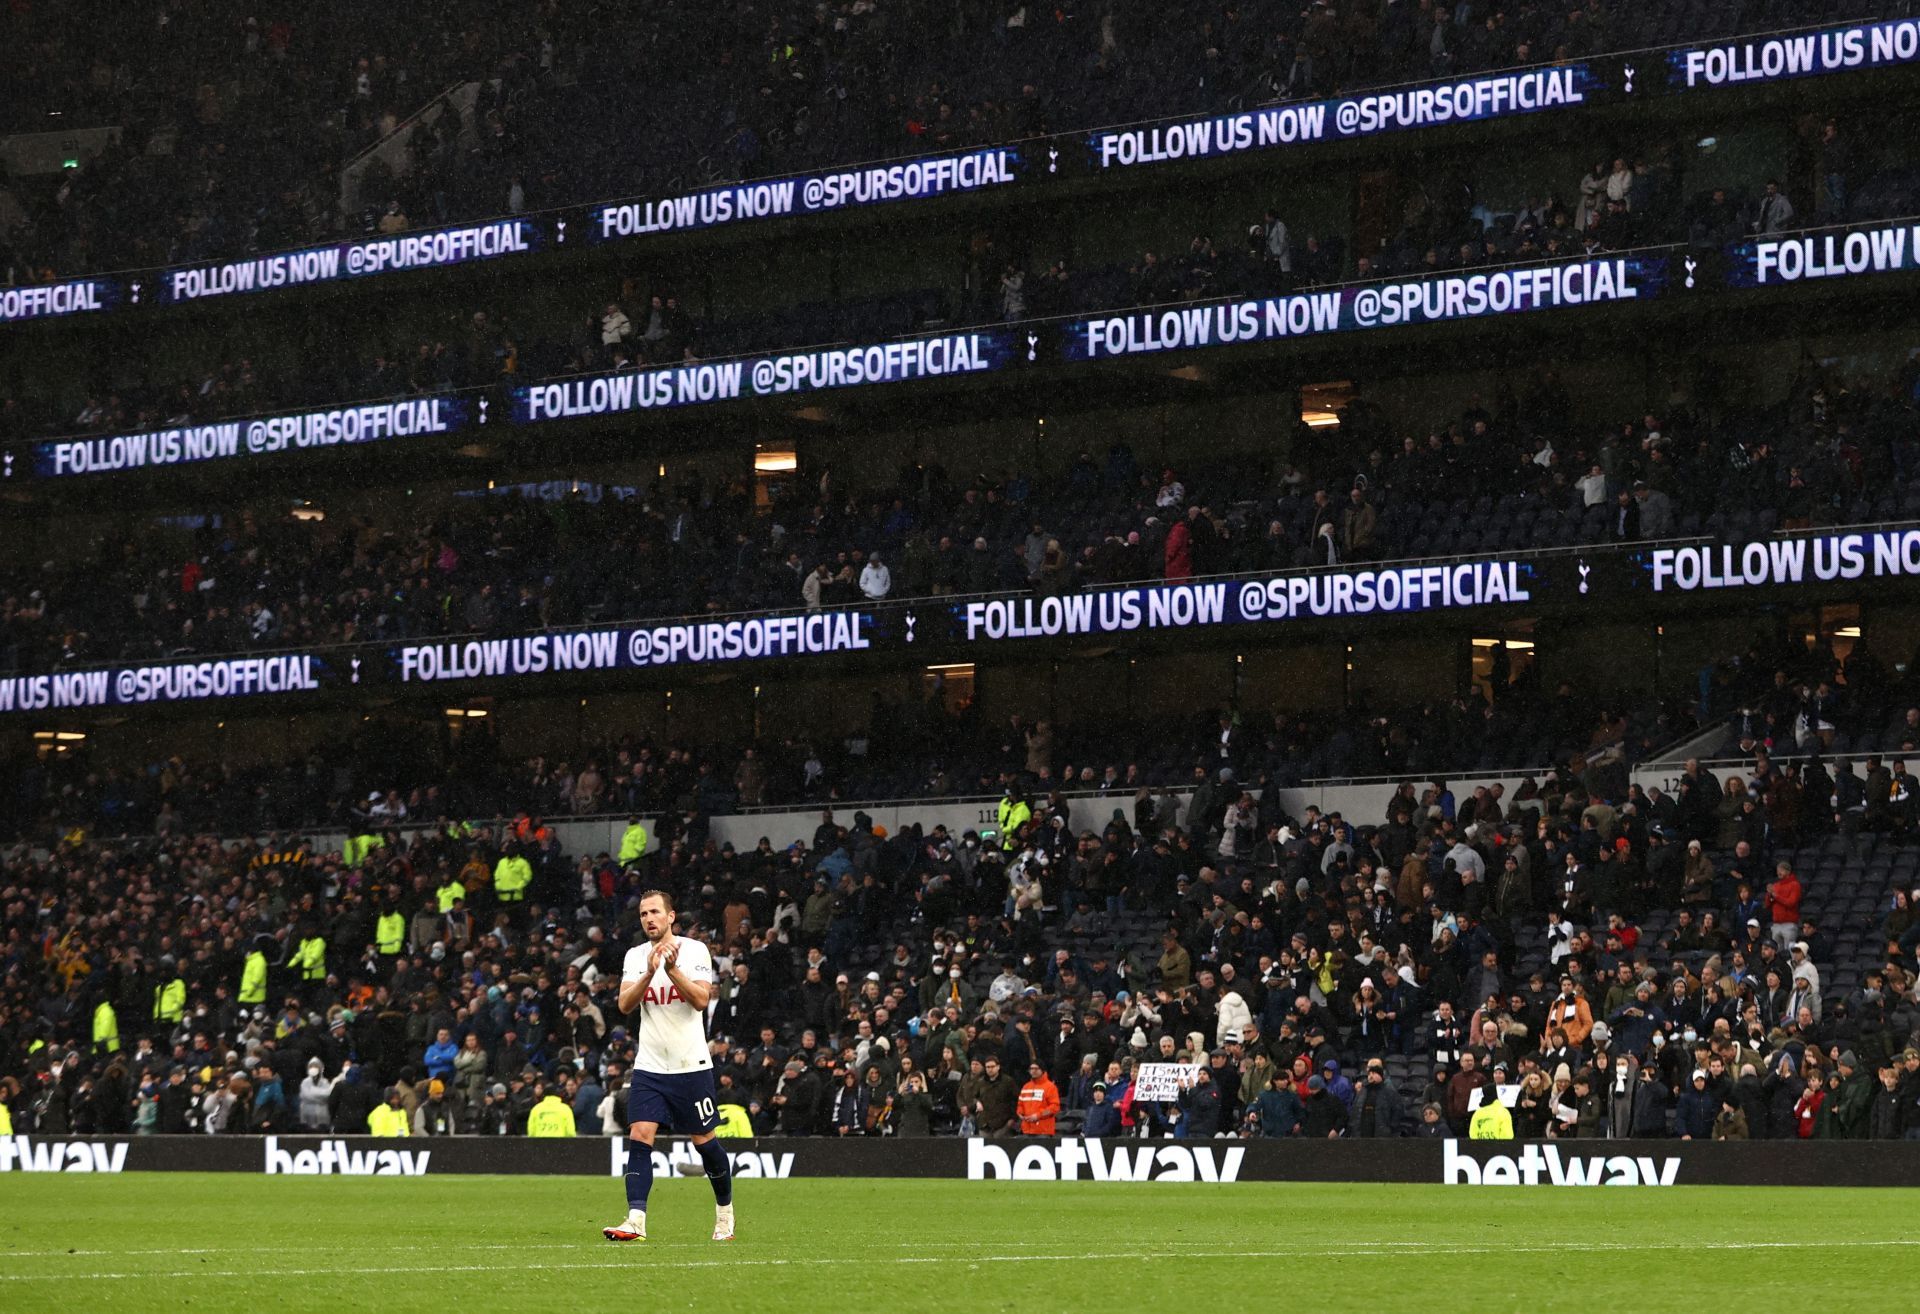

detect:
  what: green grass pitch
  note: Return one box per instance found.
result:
[1,1176,1915,1312]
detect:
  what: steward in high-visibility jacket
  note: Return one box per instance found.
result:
[92,999,120,1055]
[525,1093,576,1137]
[434,879,466,913]
[494,852,532,903]
[368,1093,411,1137]
[239,949,269,1005]
[290,933,327,983]
[996,793,1031,852]
[153,974,186,1025]
[618,819,650,864]
[1468,1098,1515,1140]
[715,1102,755,1138]
[375,908,406,956]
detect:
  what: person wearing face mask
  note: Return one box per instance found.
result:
[1647,1028,1684,1091]
[933,963,978,1017]
[297,1057,335,1130]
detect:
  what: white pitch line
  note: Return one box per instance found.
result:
[2,1239,1916,1282]
[0,1252,1346,1282]
[1,1237,1319,1260]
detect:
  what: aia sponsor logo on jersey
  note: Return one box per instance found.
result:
[643,985,684,1007]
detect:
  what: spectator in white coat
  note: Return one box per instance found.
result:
[298,1058,335,1131]
[600,303,633,349]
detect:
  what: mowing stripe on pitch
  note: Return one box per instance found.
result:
[3,1238,1917,1280]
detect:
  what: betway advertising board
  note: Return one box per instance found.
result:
[1,1136,1913,1185]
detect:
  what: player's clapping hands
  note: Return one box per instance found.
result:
[648,940,675,977]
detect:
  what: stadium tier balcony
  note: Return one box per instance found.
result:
[2,364,1912,678]
[13,147,1900,449]
[8,672,1688,840]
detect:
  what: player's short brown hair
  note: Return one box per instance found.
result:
[638,888,676,913]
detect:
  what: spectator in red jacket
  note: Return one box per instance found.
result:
[1793,1077,1826,1138]
[1162,517,1192,580]
[1768,861,1804,950]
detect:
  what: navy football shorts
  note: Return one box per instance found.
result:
[627,1067,721,1134]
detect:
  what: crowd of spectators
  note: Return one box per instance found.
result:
[5,359,1913,676]
[4,729,1917,1141]
[0,1,1889,284]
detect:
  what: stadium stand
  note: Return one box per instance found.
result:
[5,2,1920,1152]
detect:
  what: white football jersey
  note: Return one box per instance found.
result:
[621,935,715,1073]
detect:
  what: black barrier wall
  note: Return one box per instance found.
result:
[3,1137,1917,1187]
